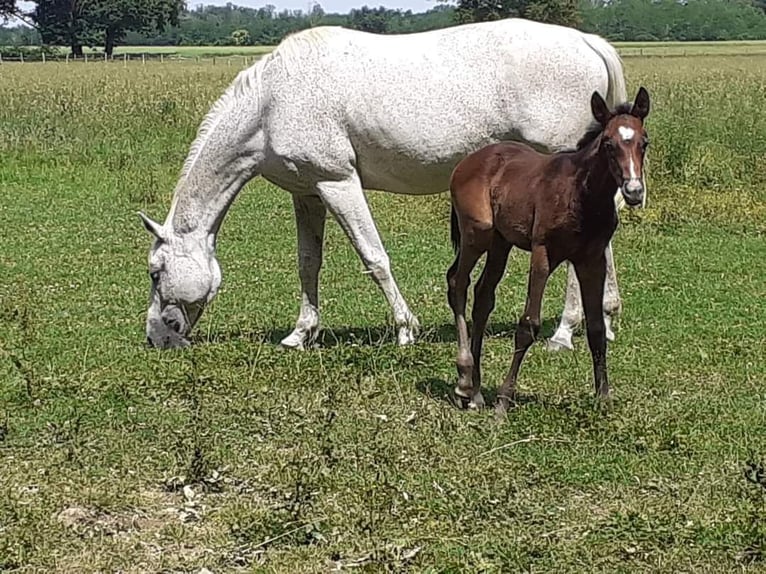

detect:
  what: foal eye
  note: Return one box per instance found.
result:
[150,271,160,283]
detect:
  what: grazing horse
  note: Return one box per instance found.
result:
[138,19,635,350]
[447,87,651,414]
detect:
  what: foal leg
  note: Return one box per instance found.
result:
[496,245,551,416]
[574,254,610,398]
[468,235,512,409]
[281,194,327,350]
[448,241,485,409]
[317,174,419,345]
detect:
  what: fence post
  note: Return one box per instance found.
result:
[42,52,46,63]
[84,52,88,63]
[0,52,3,64]
[20,51,24,63]
[124,53,127,67]
[160,53,164,64]
[66,53,69,64]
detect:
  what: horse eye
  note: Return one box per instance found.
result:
[150,271,160,283]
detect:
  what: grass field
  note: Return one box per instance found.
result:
[5,39,766,60]
[1,52,766,572]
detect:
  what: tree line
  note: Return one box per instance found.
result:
[2,0,766,56]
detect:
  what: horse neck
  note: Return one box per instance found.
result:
[166,84,265,240]
[577,139,618,208]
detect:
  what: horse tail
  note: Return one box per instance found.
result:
[450,203,460,254]
[582,33,627,109]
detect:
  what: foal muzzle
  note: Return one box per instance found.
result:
[621,179,644,207]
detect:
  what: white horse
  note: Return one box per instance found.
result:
[139,18,636,350]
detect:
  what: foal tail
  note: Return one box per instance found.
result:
[450,204,460,254]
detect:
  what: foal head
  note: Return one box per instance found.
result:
[590,87,651,207]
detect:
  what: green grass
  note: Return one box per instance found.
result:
[1,55,765,572]
[12,39,766,59]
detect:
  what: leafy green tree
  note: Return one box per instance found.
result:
[89,0,184,56]
[347,5,393,33]
[229,27,249,45]
[454,0,581,26]
[34,0,98,56]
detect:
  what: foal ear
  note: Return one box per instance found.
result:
[590,91,612,127]
[631,86,650,120]
[138,211,166,241]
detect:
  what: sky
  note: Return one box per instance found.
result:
[12,0,443,19]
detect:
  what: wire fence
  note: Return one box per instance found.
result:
[0,51,267,66]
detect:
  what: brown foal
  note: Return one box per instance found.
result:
[447,87,651,415]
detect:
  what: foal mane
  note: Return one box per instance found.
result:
[574,102,635,151]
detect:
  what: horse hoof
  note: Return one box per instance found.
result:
[279,332,307,351]
[546,337,574,352]
[396,326,417,346]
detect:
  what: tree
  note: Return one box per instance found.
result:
[1,0,16,19]
[34,0,98,56]
[347,5,393,33]
[89,0,185,56]
[33,0,183,56]
[229,27,249,44]
[454,0,581,26]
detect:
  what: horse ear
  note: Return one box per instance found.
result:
[138,211,166,241]
[631,87,650,120]
[590,91,611,126]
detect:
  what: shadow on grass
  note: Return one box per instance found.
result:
[192,317,562,349]
[415,377,543,411]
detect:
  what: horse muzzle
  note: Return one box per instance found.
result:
[621,179,644,207]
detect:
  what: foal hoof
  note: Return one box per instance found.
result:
[494,393,517,420]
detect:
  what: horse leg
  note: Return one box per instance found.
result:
[602,241,622,342]
[547,242,621,351]
[316,174,419,345]
[496,245,550,416]
[468,234,512,409]
[546,262,583,352]
[574,254,610,398]
[447,237,485,409]
[280,194,327,350]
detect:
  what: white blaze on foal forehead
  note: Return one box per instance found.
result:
[618,126,635,141]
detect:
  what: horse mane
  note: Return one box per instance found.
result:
[179,26,340,181]
[575,102,635,151]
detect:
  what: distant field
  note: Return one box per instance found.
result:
[1,51,765,572]
[2,39,763,60]
[615,39,766,57]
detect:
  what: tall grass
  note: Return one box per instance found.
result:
[0,55,765,572]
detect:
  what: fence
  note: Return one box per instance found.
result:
[0,52,266,66]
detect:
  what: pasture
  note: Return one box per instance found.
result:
[1,50,765,572]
